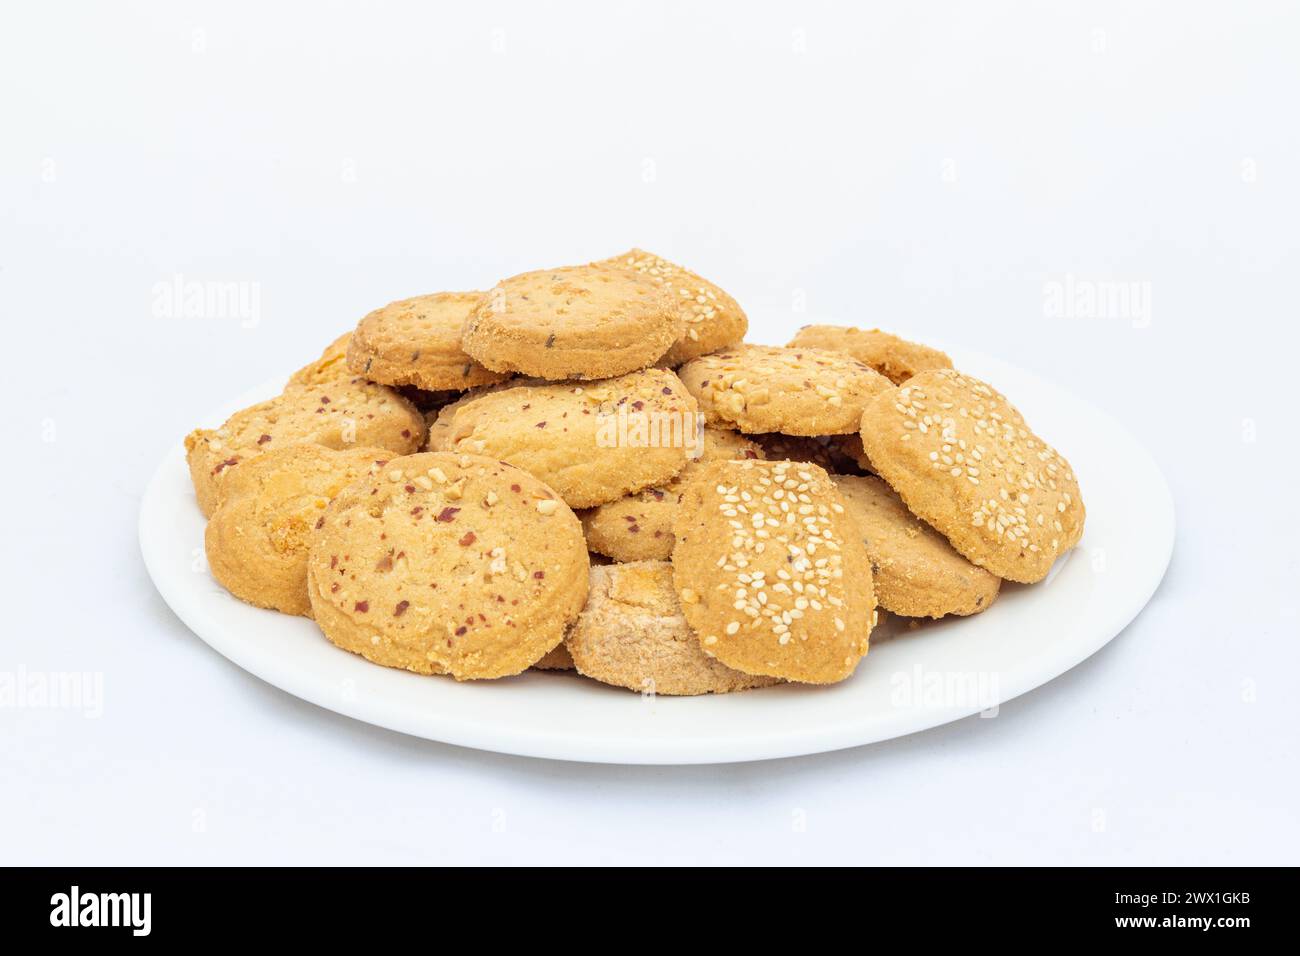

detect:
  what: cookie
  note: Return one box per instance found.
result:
[461,264,682,380]
[205,444,395,616]
[185,378,426,518]
[787,325,953,385]
[594,248,748,366]
[566,561,780,695]
[859,369,1085,583]
[671,459,875,684]
[677,344,892,436]
[306,452,589,680]
[580,427,763,562]
[833,475,1000,618]
[287,332,353,387]
[751,433,862,475]
[439,368,699,509]
[346,292,509,391]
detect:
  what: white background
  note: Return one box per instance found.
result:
[2,0,1297,864]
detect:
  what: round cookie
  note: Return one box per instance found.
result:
[787,325,953,385]
[594,248,748,366]
[677,344,892,436]
[833,475,1000,618]
[859,369,1085,583]
[566,561,780,695]
[461,264,682,380]
[439,368,698,509]
[671,459,875,684]
[752,433,863,475]
[580,427,763,562]
[306,452,589,680]
[288,332,353,387]
[205,444,395,616]
[346,292,508,391]
[184,378,426,518]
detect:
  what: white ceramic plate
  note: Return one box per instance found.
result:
[140,350,1174,764]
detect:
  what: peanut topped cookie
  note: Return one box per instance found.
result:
[580,427,763,562]
[859,369,1085,583]
[306,452,589,680]
[595,248,748,366]
[833,475,1000,618]
[461,264,682,380]
[184,379,426,517]
[672,459,875,684]
[287,332,353,387]
[205,444,395,616]
[346,292,508,391]
[787,325,952,385]
[566,561,780,696]
[677,344,892,436]
[440,368,699,509]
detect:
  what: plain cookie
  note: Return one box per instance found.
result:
[677,344,892,435]
[306,452,589,679]
[461,264,682,380]
[440,368,698,509]
[834,475,1000,618]
[671,459,875,684]
[788,325,952,384]
[858,369,1085,583]
[347,292,508,391]
[565,562,780,695]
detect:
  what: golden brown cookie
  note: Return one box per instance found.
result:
[751,433,863,475]
[833,475,1000,618]
[671,459,875,684]
[787,325,953,385]
[306,452,589,680]
[346,292,508,391]
[566,561,780,695]
[184,379,426,518]
[205,444,395,616]
[859,369,1085,583]
[677,344,891,436]
[287,332,353,387]
[439,368,699,509]
[580,427,763,562]
[461,264,682,380]
[594,248,748,366]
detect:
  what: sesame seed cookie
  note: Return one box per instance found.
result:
[677,344,892,436]
[580,427,763,562]
[287,332,354,387]
[833,475,1000,618]
[346,292,509,391]
[751,433,863,476]
[184,379,426,518]
[787,325,953,385]
[205,444,395,616]
[306,452,589,680]
[671,459,875,684]
[859,369,1085,583]
[439,368,699,509]
[594,248,748,366]
[566,561,780,695]
[461,264,682,380]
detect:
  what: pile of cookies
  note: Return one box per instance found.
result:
[185,249,1086,694]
